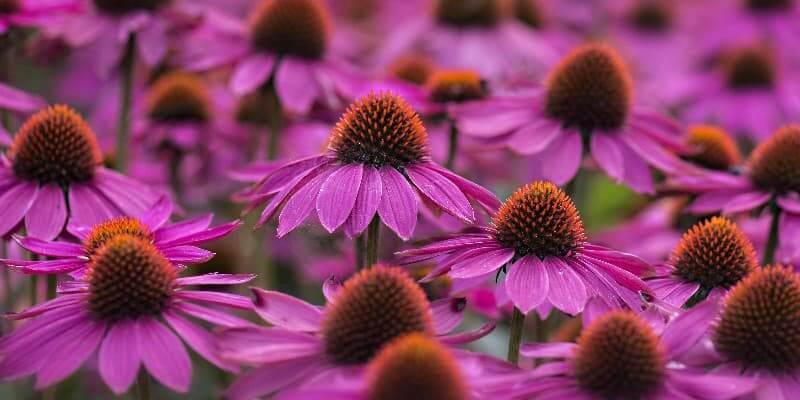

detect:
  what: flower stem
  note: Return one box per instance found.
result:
[354,235,365,271]
[507,307,525,365]
[445,118,458,170]
[29,275,37,306]
[266,80,283,160]
[365,216,380,268]
[46,275,56,300]
[137,372,151,400]
[116,33,136,173]
[762,206,780,266]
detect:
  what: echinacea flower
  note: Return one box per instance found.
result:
[0,233,256,394]
[678,265,800,398]
[0,105,161,240]
[648,217,759,308]
[681,124,742,172]
[454,43,689,192]
[512,308,756,399]
[179,0,361,114]
[276,333,524,400]
[399,181,652,316]
[0,0,77,34]
[238,92,500,240]
[683,45,799,139]
[4,197,240,277]
[217,266,496,400]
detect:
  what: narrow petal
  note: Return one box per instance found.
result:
[275,58,318,114]
[139,196,173,230]
[278,167,331,237]
[154,214,213,244]
[722,191,771,214]
[591,134,625,183]
[157,220,242,248]
[176,291,252,309]
[98,321,141,395]
[406,165,474,223]
[161,246,214,264]
[438,320,496,344]
[520,342,576,358]
[231,54,274,95]
[176,274,256,286]
[377,167,418,240]
[67,184,119,228]
[342,166,382,237]
[668,371,757,400]
[317,164,363,233]
[15,237,84,257]
[35,319,105,389]
[11,258,86,274]
[137,317,192,393]
[173,302,254,328]
[505,256,549,314]
[543,257,587,315]
[24,184,67,240]
[539,131,582,185]
[163,310,238,372]
[0,181,38,236]
[423,164,501,212]
[661,298,721,358]
[225,357,325,400]
[430,298,466,335]
[448,248,515,279]
[250,288,322,331]
[136,17,166,65]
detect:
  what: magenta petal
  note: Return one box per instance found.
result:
[278,167,331,237]
[231,53,274,95]
[591,134,625,183]
[668,371,757,400]
[275,58,319,114]
[322,276,342,303]
[507,121,561,155]
[342,165,382,237]
[539,131,582,186]
[423,164,501,212]
[661,298,720,358]
[0,82,46,112]
[159,220,242,248]
[722,191,771,214]
[136,17,166,65]
[406,165,474,223]
[137,317,192,393]
[176,274,256,286]
[225,357,324,400]
[519,342,576,358]
[173,302,254,328]
[250,288,322,331]
[438,320,496,344]
[377,167,418,240]
[619,140,655,194]
[163,310,238,373]
[154,214,213,244]
[98,321,141,395]
[24,184,67,240]
[687,190,741,214]
[161,246,214,264]
[35,319,105,389]
[217,326,320,365]
[176,290,252,310]
[430,298,465,335]
[15,237,83,257]
[448,248,515,279]
[777,194,800,214]
[316,164,363,233]
[12,258,86,274]
[67,184,119,228]
[0,181,38,236]
[542,257,587,315]
[505,256,549,314]
[140,196,173,230]
[93,169,159,215]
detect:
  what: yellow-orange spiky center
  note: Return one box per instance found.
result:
[87,235,176,322]
[388,55,436,86]
[671,217,757,291]
[684,125,741,170]
[248,0,331,59]
[146,72,211,123]
[544,44,633,133]
[427,70,486,103]
[10,105,102,186]
[723,46,776,89]
[92,0,171,15]
[513,0,545,29]
[574,311,666,399]
[435,0,501,27]
[322,266,434,365]
[749,125,800,193]
[365,334,468,400]
[628,1,672,32]
[746,0,792,12]
[329,92,429,167]
[714,266,800,373]
[84,217,154,256]
[493,181,586,259]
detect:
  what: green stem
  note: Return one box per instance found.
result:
[136,372,151,400]
[507,307,525,365]
[445,118,458,170]
[762,206,780,266]
[116,34,136,173]
[46,275,57,300]
[266,83,283,161]
[365,216,380,268]
[29,275,38,306]
[354,235,365,271]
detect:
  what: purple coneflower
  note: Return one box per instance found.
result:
[512,308,756,399]
[179,0,360,114]
[0,234,256,394]
[0,105,160,240]
[0,0,77,34]
[4,197,240,277]
[678,265,800,398]
[454,43,689,192]
[238,92,499,247]
[648,217,759,308]
[217,266,495,400]
[669,124,800,264]
[276,333,523,400]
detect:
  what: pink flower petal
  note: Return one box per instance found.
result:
[377,167,418,240]
[342,165,382,237]
[542,257,587,315]
[505,256,549,314]
[0,181,38,236]
[275,58,319,114]
[163,310,238,373]
[137,317,192,393]
[250,288,322,331]
[231,54,274,95]
[316,164,363,233]
[24,183,67,240]
[591,134,625,183]
[406,165,474,223]
[98,321,141,395]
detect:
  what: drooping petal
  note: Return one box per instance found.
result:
[161,246,214,264]
[406,165,474,223]
[154,214,213,244]
[15,237,84,257]
[98,321,141,395]
[177,290,253,310]
[277,167,332,237]
[661,298,721,358]
[157,220,242,248]
[538,131,582,186]
[250,288,322,331]
[0,181,38,236]
[175,274,256,286]
[438,320,496,344]
[316,164,363,233]
[24,184,67,240]
[430,298,466,335]
[520,342,576,358]
[34,319,105,389]
[137,317,192,393]
[163,310,238,373]
[231,54,274,95]
[275,58,319,114]
[139,196,173,230]
[542,257,587,315]
[505,256,549,314]
[224,357,326,400]
[377,167,418,240]
[448,248,515,279]
[423,164,501,212]
[10,258,86,274]
[722,191,771,214]
[67,184,119,228]
[591,134,625,183]
[342,165,382,237]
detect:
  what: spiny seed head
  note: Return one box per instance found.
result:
[545,44,633,133]
[746,0,792,12]
[723,46,775,89]
[388,55,436,86]
[84,217,154,256]
[715,265,800,373]
[87,235,176,322]
[146,72,211,123]
[749,125,800,193]
[493,181,586,259]
[671,217,757,291]
[10,105,102,186]
[92,0,171,15]
[365,334,468,400]
[329,92,429,167]
[628,1,673,32]
[435,0,502,27]
[0,0,19,13]
[513,0,545,29]
[427,70,486,103]
[684,125,741,170]
[322,266,434,365]
[574,311,666,399]
[249,0,331,59]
